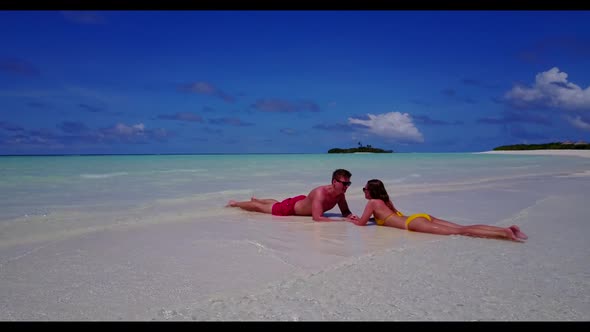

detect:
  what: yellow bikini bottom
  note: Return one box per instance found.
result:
[404,213,432,231]
[375,211,431,230]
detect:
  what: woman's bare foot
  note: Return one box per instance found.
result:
[226,200,237,207]
[510,225,528,240]
[505,228,525,242]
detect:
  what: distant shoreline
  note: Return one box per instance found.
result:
[2,150,589,158]
[477,149,590,159]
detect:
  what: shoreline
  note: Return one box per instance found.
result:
[477,149,590,158]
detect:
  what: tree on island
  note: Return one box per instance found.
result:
[357,142,373,149]
[328,142,393,153]
[493,141,590,150]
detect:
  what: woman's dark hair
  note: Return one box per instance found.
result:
[366,179,394,211]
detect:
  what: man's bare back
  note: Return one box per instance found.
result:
[293,185,347,219]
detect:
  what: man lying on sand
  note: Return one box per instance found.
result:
[227,169,359,222]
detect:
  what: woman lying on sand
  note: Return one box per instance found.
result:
[350,179,528,242]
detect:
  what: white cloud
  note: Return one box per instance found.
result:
[566,115,590,131]
[505,67,590,111]
[114,123,145,136]
[97,122,168,143]
[348,112,424,143]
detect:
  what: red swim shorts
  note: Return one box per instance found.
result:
[271,195,306,216]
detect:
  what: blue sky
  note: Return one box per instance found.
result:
[1,10,589,154]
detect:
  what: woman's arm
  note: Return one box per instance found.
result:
[350,200,376,226]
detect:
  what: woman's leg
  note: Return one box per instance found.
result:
[431,216,527,240]
[408,217,524,242]
[429,216,463,228]
[508,225,528,240]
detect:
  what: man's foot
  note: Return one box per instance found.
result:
[509,225,528,240]
[226,200,237,207]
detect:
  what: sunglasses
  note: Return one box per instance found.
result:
[334,179,352,187]
[362,188,368,192]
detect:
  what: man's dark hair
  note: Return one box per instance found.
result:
[332,169,352,180]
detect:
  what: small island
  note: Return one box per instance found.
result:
[328,142,393,154]
[494,141,590,151]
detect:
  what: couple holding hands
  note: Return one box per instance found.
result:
[227,169,527,242]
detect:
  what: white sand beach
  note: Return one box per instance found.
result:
[1,153,589,321]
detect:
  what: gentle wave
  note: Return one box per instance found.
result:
[80,169,206,179]
[502,165,540,170]
[156,169,207,174]
[389,173,421,183]
[557,170,590,178]
[80,172,129,179]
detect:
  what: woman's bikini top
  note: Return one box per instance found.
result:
[375,210,404,225]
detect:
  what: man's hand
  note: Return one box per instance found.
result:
[346,214,359,221]
[336,214,359,222]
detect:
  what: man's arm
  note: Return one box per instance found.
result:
[337,195,358,220]
[311,192,341,222]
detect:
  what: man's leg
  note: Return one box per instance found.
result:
[227,199,276,214]
[250,197,279,204]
